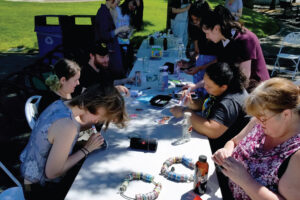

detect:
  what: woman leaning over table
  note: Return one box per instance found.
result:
[212,78,300,200]
[201,5,269,92]
[20,84,128,200]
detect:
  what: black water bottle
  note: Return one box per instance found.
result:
[149,36,154,46]
[163,37,168,50]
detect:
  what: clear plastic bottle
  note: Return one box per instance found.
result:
[182,112,192,141]
[159,66,168,91]
[174,60,181,78]
[194,155,209,195]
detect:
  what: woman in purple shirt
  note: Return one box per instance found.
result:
[95,0,130,79]
[201,5,270,92]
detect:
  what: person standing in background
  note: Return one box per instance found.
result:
[225,0,243,21]
[95,0,130,79]
[169,0,191,46]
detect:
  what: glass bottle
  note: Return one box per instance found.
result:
[182,112,192,141]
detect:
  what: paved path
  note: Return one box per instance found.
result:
[254,5,300,80]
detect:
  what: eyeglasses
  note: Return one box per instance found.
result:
[257,113,279,125]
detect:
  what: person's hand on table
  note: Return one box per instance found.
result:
[182,83,196,91]
[212,148,232,166]
[115,85,130,97]
[184,66,200,75]
[170,106,185,118]
[84,132,104,153]
[177,60,189,69]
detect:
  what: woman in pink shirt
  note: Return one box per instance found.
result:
[213,78,300,200]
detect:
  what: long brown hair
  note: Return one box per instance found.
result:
[69,84,128,129]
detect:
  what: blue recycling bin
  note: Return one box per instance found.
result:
[34,15,69,64]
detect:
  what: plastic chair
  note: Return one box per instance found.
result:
[0,162,25,200]
[271,32,300,80]
[25,95,42,130]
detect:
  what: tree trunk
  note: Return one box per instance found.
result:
[270,0,276,9]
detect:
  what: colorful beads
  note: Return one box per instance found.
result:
[119,172,161,200]
[160,156,195,182]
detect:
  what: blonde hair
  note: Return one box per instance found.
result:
[245,78,300,117]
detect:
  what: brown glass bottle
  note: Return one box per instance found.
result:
[163,37,168,50]
[194,155,209,195]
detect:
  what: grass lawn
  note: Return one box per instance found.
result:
[0,0,279,53]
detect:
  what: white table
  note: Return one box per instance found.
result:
[66,38,222,200]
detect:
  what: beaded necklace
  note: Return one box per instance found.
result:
[160,156,194,182]
[119,172,162,200]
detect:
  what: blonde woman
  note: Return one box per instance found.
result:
[213,78,300,199]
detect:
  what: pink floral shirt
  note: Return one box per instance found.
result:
[229,124,300,199]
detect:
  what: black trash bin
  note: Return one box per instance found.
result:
[34,15,69,64]
[62,15,96,66]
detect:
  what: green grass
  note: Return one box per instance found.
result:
[0,0,279,52]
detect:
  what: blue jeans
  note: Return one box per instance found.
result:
[193,54,216,98]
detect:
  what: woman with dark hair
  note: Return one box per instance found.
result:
[201,5,270,92]
[95,0,130,79]
[170,62,249,153]
[38,59,80,114]
[113,0,137,74]
[213,78,300,199]
[20,84,128,199]
[184,5,221,98]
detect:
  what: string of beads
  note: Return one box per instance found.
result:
[160,156,194,182]
[119,172,162,200]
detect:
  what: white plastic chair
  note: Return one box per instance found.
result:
[271,32,300,80]
[0,162,25,200]
[25,95,42,130]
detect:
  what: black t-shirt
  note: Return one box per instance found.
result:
[73,63,114,97]
[205,90,250,153]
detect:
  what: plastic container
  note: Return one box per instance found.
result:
[194,155,209,195]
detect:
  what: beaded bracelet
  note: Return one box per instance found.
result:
[119,172,162,200]
[160,156,194,182]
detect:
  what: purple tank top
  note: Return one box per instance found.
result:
[229,124,300,199]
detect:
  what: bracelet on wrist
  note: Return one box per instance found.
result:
[82,147,90,154]
[80,149,87,158]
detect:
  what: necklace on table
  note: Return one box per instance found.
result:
[160,156,194,182]
[118,172,162,200]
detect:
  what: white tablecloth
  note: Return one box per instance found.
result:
[65,37,222,200]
